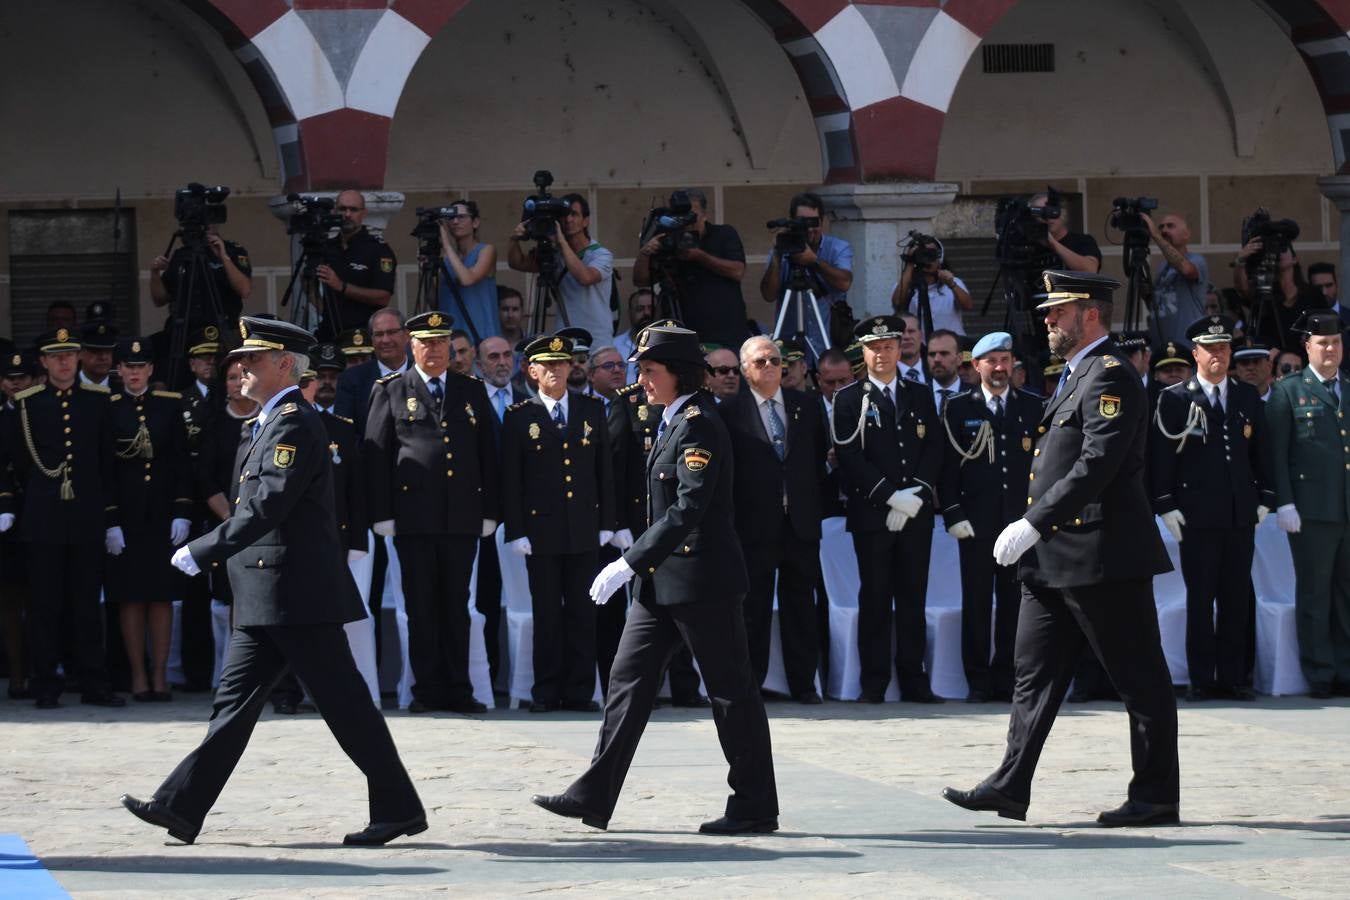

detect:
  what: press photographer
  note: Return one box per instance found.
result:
[890,232,971,337]
[633,188,746,350]
[507,172,615,349]
[1231,208,1314,352]
[759,192,853,362]
[315,190,397,340]
[150,184,252,328]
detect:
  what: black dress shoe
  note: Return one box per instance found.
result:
[1309,685,1334,700]
[133,691,156,703]
[941,784,1028,821]
[343,815,428,846]
[150,691,173,702]
[795,691,823,705]
[1096,799,1179,827]
[1184,686,1211,702]
[447,699,488,714]
[1223,685,1256,701]
[561,700,600,712]
[965,689,992,704]
[35,695,61,710]
[273,699,298,715]
[699,814,778,835]
[905,689,945,704]
[530,793,608,830]
[857,691,885,704]
[121,794,199,844]
[407,699,434,713]
[82,691,126,708]
[529,700,558,713]
[671,695,711,709]
[1334,683,1350,698]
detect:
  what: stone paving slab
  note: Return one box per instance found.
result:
[1,695,1347,897]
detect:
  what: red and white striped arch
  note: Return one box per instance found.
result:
[187,0,1350,190]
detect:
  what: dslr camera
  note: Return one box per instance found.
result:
[995,188,1061,265]
[520,170,573,243]
[900,230,942,267]
[1241,208,1300,298]
[767,214,820,258]
[639,190,698,257]
[284,193,343,274]
[174,182,229,242]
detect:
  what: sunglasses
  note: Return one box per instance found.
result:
[708,366,740,376]
[747,357,781,369]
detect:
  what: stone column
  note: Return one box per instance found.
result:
[266,191,407,320]
[1318,175,1350,303]
[816,181,959,319]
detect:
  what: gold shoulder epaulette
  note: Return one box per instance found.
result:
[508,399,533,411]
[616,382,642,397]
[685,404,702,419]
[334,414,354,425]
[15,385,45,401]
[152,390,183,399]
[110,393,122,402]
[80,381,110,394]
[1102,356,1120,368]
[376,372,401,385]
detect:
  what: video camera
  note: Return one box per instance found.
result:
[767,215,820,258]
[639,190,698,257]
[284,193,342,274]
[520,170,572,243]
[1109,196,1158,233]
[1241,208,1300,298]
[174,183,229,242]
[412,205,460,259]
[994,188,1061,266]
[900,230,942,268]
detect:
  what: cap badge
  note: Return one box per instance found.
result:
[872,318,887,335]
[353,332,364,345]
[205,325,219,340]
[1208,324,1224,335]
[56,328,68,342]
[1043,272,1054,292]
[428,313,444,328]
[239,321,248,340]
[131,340,141,353]
[550,337,564,352]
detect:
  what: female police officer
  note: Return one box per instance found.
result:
[531,325,779,835]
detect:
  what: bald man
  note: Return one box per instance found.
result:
[316,189,398,340]
[1144,212,1208,350]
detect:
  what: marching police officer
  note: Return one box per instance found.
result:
[944,271,1179,828]
[1151,314,1274,701]
[106,338,193,702]
[1268,310,1350,698]
[0,326,123,709]
[532,325,778,834]
[123,316,424,846]
[940,331,1043,702]
[831,315,944,703]
[502,334,616,712]
[365,310,497,714]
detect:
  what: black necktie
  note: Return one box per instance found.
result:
[992,394,1004,424]
[883,385,894,407]
[552,402,566,430]
[428,376,443,408]
[1324,378,1340,404]
[938,388,954,414]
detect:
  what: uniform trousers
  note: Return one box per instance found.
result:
[566,593,778,820]
[526,548,598,705]
[475,533,504,688]
[851,512,934,698]
[1287,521,1350,690]
[595,545,628,695]
[27,540,107,700]
[393,533,478,707]
[989,578,1179,805]
[956,537,1020,697]
[152,623,422,829]
[743,521,820,696]
[1178,525,1254,690]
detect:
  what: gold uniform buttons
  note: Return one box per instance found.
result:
[566,491,574,498]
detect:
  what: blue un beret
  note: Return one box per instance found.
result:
[971,331,1013,359]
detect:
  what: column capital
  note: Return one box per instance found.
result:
[816,181,960,222]
[1319,175,1350,210]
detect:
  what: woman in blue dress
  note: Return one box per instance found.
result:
[437,199,499,343]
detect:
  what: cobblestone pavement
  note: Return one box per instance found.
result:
[1,694,1347,898]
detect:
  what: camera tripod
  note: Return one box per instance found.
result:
[279,245,327,334]
[982,263,1046,358]
[771,263,831,364]
[1119,229,1153,333]
[528,241,570,336]
[161,229,227,390]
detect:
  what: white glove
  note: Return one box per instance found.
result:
[589,556,634,605]
[346,549,368,564]
[993,518,1040,567]
[610,528,635,550]
[508,537,533,556]
[170,518,191,546]
[105,526,126,556]
[885,508,910,533]
[372,519,395,537]
[1277,503,1301,534]
[0,513,13,533]
[887,486,924,517]
[1160,509,1186,543]
[947,520,975,540]
[480,518,497,538]
[1257,505,1270,525]
[598,530,615,547]
[170,544,201,576]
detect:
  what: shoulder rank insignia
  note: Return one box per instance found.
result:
[80,381,110,394]
[273,443,296,468]
[280,402,298,415]
[685,404,701,419]
[1102,356,1120,368]
[528,422,541,440]
[14,384,44,401]
[376,372,401,385]
[110,393,122,402]
[152,390,183,399]
[683,447,711,471]
[1099,394,1121,418]
[334,414,354,425]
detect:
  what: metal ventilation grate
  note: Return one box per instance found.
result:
[982,43,1055,74]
